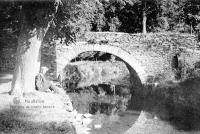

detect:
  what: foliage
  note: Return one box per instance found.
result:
[1,0,200,47]
[0,116,76,134]
[0,0,79,47]
[184,0,200,32]
[68,0,106,38]
[68,84,131,114]
[142,77,200,130]
[0,2,20,50]
[64,0,200,35]
[62,64,81,91]
[68,89,97,113]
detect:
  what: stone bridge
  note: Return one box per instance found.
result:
[1,32,199,85]
[55,33,173,86]
[40,32,200,87]
[52,32,200,87]
[56,42,162,85]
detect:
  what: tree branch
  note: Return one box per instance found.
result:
[43,0,62,39]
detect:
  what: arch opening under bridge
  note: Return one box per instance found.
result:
[56,42,148,85]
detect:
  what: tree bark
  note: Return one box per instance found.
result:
[9,2,59,96]
[9,9,46,96]
[9,28,43,96]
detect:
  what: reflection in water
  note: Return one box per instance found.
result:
[87,77,200,134]
[64,55,200,133]
[90,110,140,134]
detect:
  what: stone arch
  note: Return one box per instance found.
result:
[56,42,147,84]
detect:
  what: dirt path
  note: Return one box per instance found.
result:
[0,71,13,93]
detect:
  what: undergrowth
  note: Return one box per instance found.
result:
[141,77,200,131]
[0,116,76,134]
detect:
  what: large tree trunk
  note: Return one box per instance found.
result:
[9,28,43,96]
[9,2,59,96]
[9,7,47,96]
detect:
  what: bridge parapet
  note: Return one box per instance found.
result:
[83,32,198,50]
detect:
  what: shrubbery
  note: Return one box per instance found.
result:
[0,117,76,134]
[142,77,200,131]
[68,85,131,114]
[62,65,81,92]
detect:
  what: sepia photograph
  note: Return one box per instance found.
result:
[0,0,200,134]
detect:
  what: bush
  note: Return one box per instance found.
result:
[0,117,76,134]
[68,89,97,113]
[62,65,81,91]
[143,77,200,131]
[68,85,131,114]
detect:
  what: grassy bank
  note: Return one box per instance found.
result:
[138,77,200,131]
[0,114,76,134]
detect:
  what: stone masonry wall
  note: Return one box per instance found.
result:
[1,32,200,82]
[56,32,200,82]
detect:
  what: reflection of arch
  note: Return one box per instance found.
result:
[56,43,146,84]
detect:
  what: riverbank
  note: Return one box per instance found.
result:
[1,72,200,134]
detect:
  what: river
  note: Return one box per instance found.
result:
[89,110,140,134]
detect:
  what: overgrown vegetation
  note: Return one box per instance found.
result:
[1,0,200,49]
[62,65,81,91]
[68,84,131,114]
[68,89,97,113]
[0,115,76,134]
[140,77,200,131]
[70,0,200,36]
